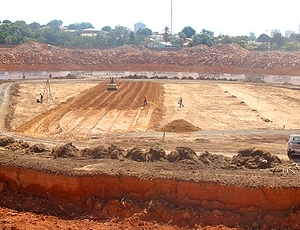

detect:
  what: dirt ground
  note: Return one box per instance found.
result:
[2,43,300,229]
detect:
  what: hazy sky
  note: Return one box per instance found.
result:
[2,0,300,36]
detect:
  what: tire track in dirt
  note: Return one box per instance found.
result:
[14,81,163,139]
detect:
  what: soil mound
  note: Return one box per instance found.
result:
[167,146,199,163]
[0,136,29,150]
[125,146,166,162]
[162,119,200,133]
[81,144,124,160]
[29,143,47,153]
[51,143,80,158]
[199,151,231,168]
[2,42,300,76]
[125,147,147,162]
[144,146,166,162]
[0,136,15,147]
[231,147,282,169]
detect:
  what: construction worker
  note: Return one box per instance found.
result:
[40,93,44,103]
[143,95,148,106]
[178,97,184,108]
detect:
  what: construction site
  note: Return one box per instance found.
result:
[1,42,300,229]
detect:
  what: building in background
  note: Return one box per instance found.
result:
[271,29,281,37]
[285,30,296,38]
[249,32,256,39]
[134,21,146,32]
[81,28,102,37]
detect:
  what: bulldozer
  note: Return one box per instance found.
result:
[106,77,118,90]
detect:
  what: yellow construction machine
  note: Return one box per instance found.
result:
[106,77,119,90]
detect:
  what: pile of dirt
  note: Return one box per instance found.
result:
[162,119,200,133]
[81,144,124,160]
[1,42,300,75]
[125,146,166,162]
[231,147,282,169]
[0,136,30,150]
[51,143,80,158]
[0,137,285,171]
[167,146,199,163]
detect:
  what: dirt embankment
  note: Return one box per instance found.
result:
[0,137,299,229]
[1,42,300,76]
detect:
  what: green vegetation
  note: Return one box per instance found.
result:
[1,19,300,51]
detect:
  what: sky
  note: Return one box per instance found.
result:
[1,0,300,37]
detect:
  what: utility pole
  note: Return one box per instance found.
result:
[170,0,173,35]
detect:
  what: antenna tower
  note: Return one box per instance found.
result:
[170,0,173,35]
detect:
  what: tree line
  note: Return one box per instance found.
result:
[1,19,300,51]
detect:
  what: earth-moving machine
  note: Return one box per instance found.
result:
[106,77,118,90]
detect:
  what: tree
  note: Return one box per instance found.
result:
[81,22,94,30]
[282,42,299,51]
[136,28,152,37]
[188,33,215,47]
[179,32,187,47]
[201,29,214,37]
[257,34,271,43]
[93,33,109,47]
[181,26,195,38]
[271,33,286,48]
[29,22,41,30]
[129,31,136,44]
[290,33,300,42]
[47,20,63,27]
[2,20,12,23]
[107,26,131,46]
[67,23,81,30]
[0,21,34,44]
[169,36,180,47]
[163,26,170,42]
[101,26,111,32]
[217,35,233,44]
[257,43,269,51]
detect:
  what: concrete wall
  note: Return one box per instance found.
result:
[0,71,300,86]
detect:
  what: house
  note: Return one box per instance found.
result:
[81,28,102,37]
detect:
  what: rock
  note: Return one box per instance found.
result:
[30,143,47,153]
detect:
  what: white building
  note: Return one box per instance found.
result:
[81,28,102,37]
[285,30,296,38]
[271,29,281,37]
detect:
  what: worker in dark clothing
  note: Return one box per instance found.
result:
[143,95,148,106]
[178,97,184,108]
[40,93,44,103]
